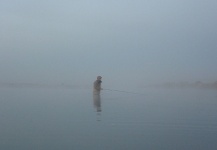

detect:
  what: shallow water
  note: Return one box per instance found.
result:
[0,87,217,150]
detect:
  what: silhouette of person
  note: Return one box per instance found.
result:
[93,76,103,92]
[93,76,103,121]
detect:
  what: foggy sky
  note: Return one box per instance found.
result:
[1,0,217,88]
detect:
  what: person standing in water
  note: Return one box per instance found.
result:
[93,76,103,92]
[93,76,103,118]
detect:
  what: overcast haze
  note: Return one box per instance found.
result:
[1,0,217,88]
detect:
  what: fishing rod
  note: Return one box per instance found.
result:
[103,88,145,95]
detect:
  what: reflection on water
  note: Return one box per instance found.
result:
[93,91,102,121]
[1,88,217,150]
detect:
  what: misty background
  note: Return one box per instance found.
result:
[1,0,217,89]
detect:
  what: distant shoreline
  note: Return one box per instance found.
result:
[145,81,217,89]
[0,82,80,89]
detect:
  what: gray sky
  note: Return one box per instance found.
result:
[1,0,217,88]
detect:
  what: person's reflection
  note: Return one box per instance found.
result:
[93,91,101,112]
[93,91,102,121]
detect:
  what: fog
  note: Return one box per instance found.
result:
[1,0,217,89]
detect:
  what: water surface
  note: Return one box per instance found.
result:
[0,87,217,150]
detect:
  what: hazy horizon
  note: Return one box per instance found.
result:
[1,0,217,89]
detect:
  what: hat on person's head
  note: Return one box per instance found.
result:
[97,76,102,80]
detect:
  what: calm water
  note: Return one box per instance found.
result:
[0,87,217,150]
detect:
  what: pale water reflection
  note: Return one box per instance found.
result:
[93,91,102,112]
[0,87,217,150]
[93,91,102,121]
